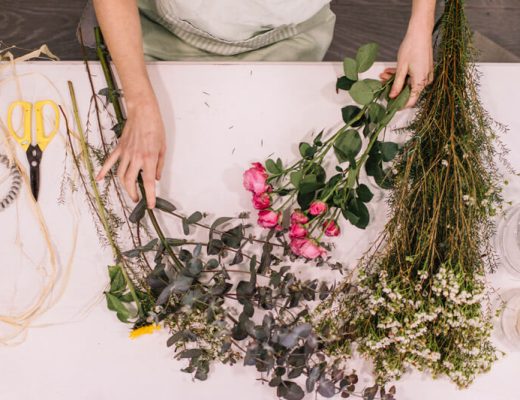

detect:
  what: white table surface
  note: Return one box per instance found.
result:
[0,60,519,400]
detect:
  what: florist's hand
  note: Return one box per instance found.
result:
[379,26,434,108]
[96,97,166,209]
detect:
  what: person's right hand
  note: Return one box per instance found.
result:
[96,95,167,209]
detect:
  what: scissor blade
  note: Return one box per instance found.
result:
[26,145,42,201]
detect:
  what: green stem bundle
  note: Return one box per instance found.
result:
[317,0,506,388]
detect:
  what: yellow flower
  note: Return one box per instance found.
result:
[129,324,161,339]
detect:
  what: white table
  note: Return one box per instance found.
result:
[0,60,519,400]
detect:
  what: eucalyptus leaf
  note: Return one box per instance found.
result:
[334,129,362,163]
[292,323,312,338]
[156,283,174,305]
[350,80,375,105]
[318,380,337,398]
[172,275,194,293]
[380,141,399,162]
[356,43,379,73]
[341,105,364,127]
[365,78,383,92]
[345,198,370,229]
[283,381,305,400]
[209,216,233,241]
[195,360,209,381]
[356,184,374,203]
[299,142,315,159]
[155,197,176,213]
[299,174,324,194]
[178,348,203,359]
[343,57,358,81]
[206,258,219,270]
[186,258,203,277]
[374,168,395,189]
[221,225,243,249]
[166,238,188,246]
[336,76,355,92]
[187,211,203,224]
[182,218,190,235]
[290,171,302,188]
[207,239,224,255]
[365,154,383,177]
[266,159,281,174]
[306,366,321,392]
[167,331,185,347]
[368,103,386,123]
[129,198,147,223]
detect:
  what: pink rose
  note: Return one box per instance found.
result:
[252,192,271,210]
[243,162,270,194]
[322,220,341,237]
[257,210,280,229]
[290,210,309,225]
[289,223,308,239]
[299,239,327,260]
[290,238,308,256]
[309,200,327,216]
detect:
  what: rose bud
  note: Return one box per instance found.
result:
[299,239,327,259]
[289,223,308,239]
[322,219,341,237]
[309,200,328,216]
[257,210,281,229]
[243,162,270,194]
[290,237,308,256]
[290,209,309,225]
[252,192,271,210]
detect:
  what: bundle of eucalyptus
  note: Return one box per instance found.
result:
[316,0,507,388]
[66,28,406,400]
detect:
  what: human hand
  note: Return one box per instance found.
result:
[379,26,434,108]
[96,96,166,209]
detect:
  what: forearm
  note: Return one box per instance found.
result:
[92,0,155,109]
[408,0,436,34]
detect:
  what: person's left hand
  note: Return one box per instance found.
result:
[379,26,434,108]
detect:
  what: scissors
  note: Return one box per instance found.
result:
[7,100,60,201]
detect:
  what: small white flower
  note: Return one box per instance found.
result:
[441,159,449,167]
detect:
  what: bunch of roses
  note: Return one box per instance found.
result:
[243,162,341,260]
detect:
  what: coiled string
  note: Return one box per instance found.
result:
[0,154,21,211]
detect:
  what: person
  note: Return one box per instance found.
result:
[93,0,436,209]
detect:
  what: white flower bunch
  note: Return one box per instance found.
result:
[336,261,497,388]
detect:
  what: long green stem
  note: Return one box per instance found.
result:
[68,81,144,318]
[94,27,184,272]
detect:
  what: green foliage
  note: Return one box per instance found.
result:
[104,265,147,323]
[350,80,376,105]
[94,30,402,400]
[356,43,379,73]
[343,57,358,81]
[334,129,362,163]
[318,0,506,389]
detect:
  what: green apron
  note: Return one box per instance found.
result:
[137,0,336,61]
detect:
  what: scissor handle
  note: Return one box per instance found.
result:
[34,100,60,151]
[7,101,32,152]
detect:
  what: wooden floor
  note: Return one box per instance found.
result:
[1,0,519,62]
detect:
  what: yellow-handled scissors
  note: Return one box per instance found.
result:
[7,100,60,200]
